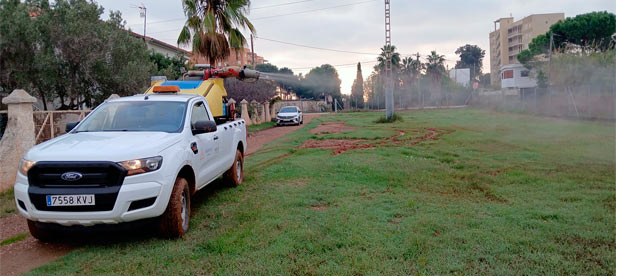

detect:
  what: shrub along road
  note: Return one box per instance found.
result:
[2,109,615,275]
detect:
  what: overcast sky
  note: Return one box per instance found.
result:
[97,0,615,95]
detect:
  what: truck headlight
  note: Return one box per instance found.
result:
[118,156,163,176]
[19,159,36,176]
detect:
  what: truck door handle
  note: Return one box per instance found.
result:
[213,135,219,140]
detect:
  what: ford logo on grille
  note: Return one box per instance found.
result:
[60,172,83,181]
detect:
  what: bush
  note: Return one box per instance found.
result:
[375,113,403,123]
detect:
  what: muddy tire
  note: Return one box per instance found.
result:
[27,220,55,242]
[158,177,190,238]
[224,150,244,187]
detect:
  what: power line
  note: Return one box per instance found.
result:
[128,0,322,26]
[256,36,379,55]
[290,60,377,70]
[251,0,377,20]
[256,36,458,62]
[147,28,185,35]
[252,0,316,10]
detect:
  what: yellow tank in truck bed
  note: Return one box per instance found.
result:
[145,78,227,118]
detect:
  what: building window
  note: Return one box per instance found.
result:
[521,70,529,77]
[502,70,513,79]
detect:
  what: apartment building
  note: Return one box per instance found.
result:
[191,48,267,67]
[489,13,564,87]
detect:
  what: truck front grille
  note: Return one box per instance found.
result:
[28,161,127,188]
[27,161,127,212]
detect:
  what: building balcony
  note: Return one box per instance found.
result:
[507,29,522,38]
[508,40,523,47]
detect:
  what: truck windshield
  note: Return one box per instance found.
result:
[279,107,298,113]
[74,101,187,133]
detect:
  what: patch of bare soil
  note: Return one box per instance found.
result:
[309,121,356,136]
[0,215,27,241]
[299,127,452,155]
[310,205,328,211]
[0,215,72,276]
[388,214,403,224]
[300,139,375,155]
[1,236,72,276]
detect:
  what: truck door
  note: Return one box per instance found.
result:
[189,101,220,187]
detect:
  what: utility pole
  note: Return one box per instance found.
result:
[548,32,554,88]
[415,52,422,108]
[384,0,394,119]
[250,34,255,67]
[138,4,146,41]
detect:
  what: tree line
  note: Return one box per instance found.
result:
[0,0,188,110]
[350,44,486,109]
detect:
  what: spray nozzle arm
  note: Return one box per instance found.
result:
[239,68,260,80]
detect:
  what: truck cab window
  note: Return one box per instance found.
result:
[191,101,210,128]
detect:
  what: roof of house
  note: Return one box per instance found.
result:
[130,31,192,57]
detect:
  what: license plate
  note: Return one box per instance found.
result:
[46,195,95,206]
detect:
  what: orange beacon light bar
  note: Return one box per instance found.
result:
[153,85,180,93]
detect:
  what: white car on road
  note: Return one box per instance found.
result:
[14,93,247,239]
[275,106,303,126]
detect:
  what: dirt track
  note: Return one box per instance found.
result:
[0,113,322,276]
[246,113,322,155]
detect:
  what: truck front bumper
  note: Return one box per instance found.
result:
[14,172,173,226]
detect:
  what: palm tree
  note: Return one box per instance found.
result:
[425,51,445,78]
[177,0,255,66]
[425,51,446,104]
[401,56,424,80]
[401,56,424,106]
[374,45,401,72]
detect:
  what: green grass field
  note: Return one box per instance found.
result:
[0,188,16,218]
[28,109,615,275]
[247,121,276,134]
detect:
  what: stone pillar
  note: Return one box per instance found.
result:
[240,99,251,125]
[263,102,271,122]
[271,103,277,120]
[228,98,236,119]
[0,89,37,192]
[250,100,261,124]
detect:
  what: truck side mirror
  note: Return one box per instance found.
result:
[66,121,80,133]
[192,120,217,135]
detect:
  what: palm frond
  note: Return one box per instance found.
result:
[177,26,192,45]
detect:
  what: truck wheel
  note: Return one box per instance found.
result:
[224,150,243,187]
[158,177,190,238]
[27,220,55,242]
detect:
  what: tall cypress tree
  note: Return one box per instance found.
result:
[351,62,364,109]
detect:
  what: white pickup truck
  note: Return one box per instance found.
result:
[14,93,247,239]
